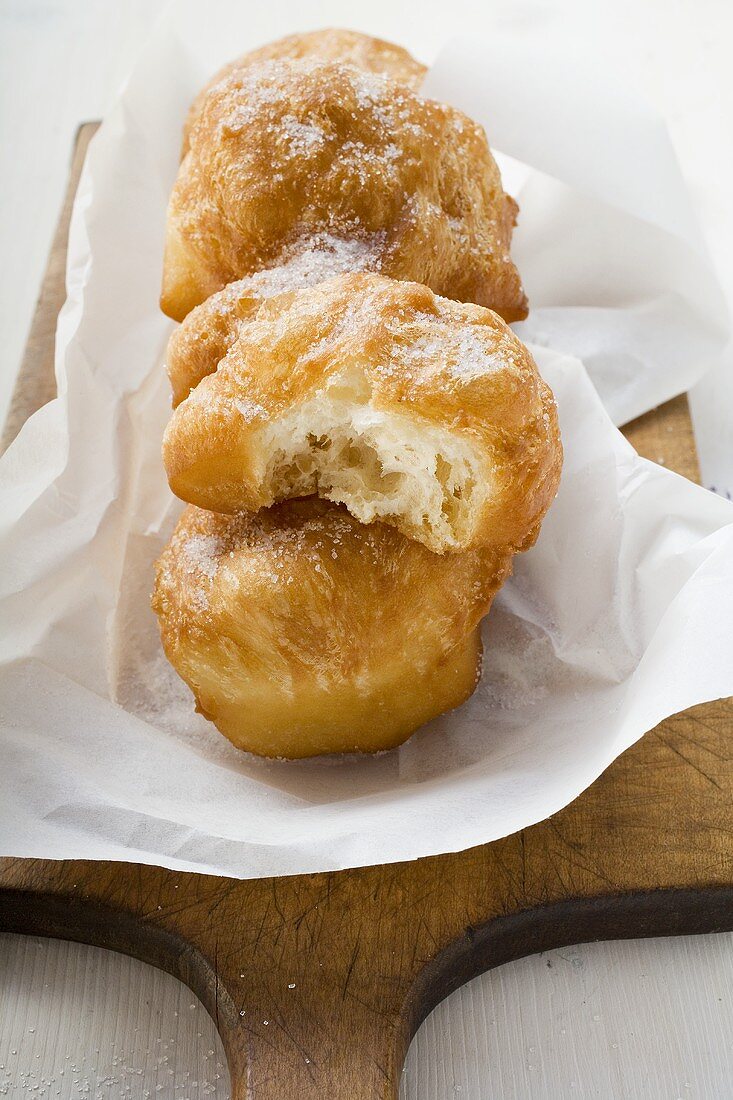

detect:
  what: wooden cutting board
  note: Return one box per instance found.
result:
[1,123,731,1100]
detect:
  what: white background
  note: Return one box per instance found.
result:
[1,0,732,1097]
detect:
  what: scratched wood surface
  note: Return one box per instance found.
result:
[1,123,731,1100]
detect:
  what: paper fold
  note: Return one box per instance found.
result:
[424,32,729,425]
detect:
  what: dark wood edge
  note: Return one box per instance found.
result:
[2,878,731,1097]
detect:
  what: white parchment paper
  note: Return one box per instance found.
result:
[423,32,729,426]
[1,9,732,878]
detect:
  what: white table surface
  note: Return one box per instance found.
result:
[1,1,732,1097]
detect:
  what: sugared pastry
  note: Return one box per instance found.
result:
[166,262,375,409]
[182,28,426,155]
[162,274,561,555]
[161,58,527,322]
[152,500,512,758]
[166,277,262,408]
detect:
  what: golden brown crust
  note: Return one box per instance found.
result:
[162,58,527,323]
[152,500,511,758]
[166,278,262,407]
[182,29,426,155]
[162,273,561,554]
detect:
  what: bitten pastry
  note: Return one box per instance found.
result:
[182,28,426,155]
[161,57,527,322]
[152,500,513,758]
[162,274,561,555]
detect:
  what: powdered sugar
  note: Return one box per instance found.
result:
[233,397,267,419]
[351,67,393,110]
[183,535,220,579]
[179,532,220,611]
[246,232,384,297]
[385,322,509,382]
[281,114,326,155]
[184,384,266,421]
[448,327,509,379]
[216,64,290,134]
[181,534,221,609]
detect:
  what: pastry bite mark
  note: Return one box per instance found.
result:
[152,500,511,758]
[162,274,562,555]
[161,58,527,323]
[261,375,486,553]
[182,28,427,157]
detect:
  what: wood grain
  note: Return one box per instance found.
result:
[1,123,731,1100]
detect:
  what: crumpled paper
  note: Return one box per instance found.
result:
[1,9,732,878]
[423,28,729,426]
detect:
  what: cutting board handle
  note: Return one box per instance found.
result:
[1,861,732,1097]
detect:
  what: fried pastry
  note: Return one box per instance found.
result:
[161,58,527,322]
[162,274,561,555]
[182,28,426,155]
[166,276,262,408]
[152,500,512,758]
